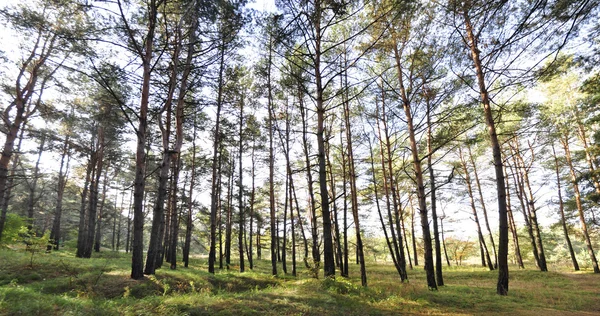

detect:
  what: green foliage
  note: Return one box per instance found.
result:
[20,229,51,267]
[0,214,26,247]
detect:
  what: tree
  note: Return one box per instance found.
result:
[0,0,92,240]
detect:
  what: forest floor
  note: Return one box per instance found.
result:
[0,248,599,315]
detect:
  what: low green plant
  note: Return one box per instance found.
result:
[0,214,26,247]
[20,228,51,268]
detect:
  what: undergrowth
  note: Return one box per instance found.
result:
[1,248,599,315]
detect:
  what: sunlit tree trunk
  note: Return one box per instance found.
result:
[459,146,494,271]
[467,144,497,268]
[551,142,579,271]
[463,9,509,294]
[561,135,599,273]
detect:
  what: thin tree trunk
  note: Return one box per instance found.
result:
[467,144,498,268]
[27,134,46,231]
[168,157,181,270]
[50,135,70,250]
[286,105,296,276]
[225,155,234,269]
[367,136,399,271]
[299,87,319,271]
[117,190,124,252]
[393,42,434,289]
[426,100,443,286]
[503,161,524,269]
[94,169,110,252]
[410,197,418,266]
[291,170,309,266]
[238,97,245,273]
[184,119,198,268]
[336,128,347,276]
[342,72,366,286]
[561,135,599,273]
[126,189,132,253]
[440,215,450,267]
[551,142,579,271]
[459,146,494,271]
[511,140,547,271]
[208,41,226,274]
[248,139,256,269]
[463,9,509,294]
[217,149,224,270]
[507,153,540,268]
[267,32,278,276]
[313,3,335,277]
[376,86,407,280]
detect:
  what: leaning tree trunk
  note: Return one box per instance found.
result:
[376,85,407,281]
[551,142,579,271]
[463,9,509,294]
[459,147,494,271]
[367,136,400,273]
[342,73,367,286]
[502,161,524,269]
[393,42,435,290]
[0,124,26,241]
[512,140,547,271]
[562,135,600,273]
[507,154,541,268]
[467,144,498,268]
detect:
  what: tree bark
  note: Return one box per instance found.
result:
[502,161,524,269]
[393,42,435,290]
[313,2,335,278]
[49,134,70,250]
[0,124,26,241]
[26,134,45,232]
[463,9,509,294]
[208,42,226,274]
[342,74,366,286]
[467,143,498,268]
[376,85,407,280]
[94,168,110,252]
[561,135,599,273]
[299,87,320,270]
[506,153,540,268]
[511,139,547,271]
[238,96,245,273]
[459,146,494,271]
[130,0,161,280]
[426,100,443,286]
[551,142,579,271]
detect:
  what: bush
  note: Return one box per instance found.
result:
[0,214,26,247]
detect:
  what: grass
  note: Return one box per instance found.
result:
[1,248,599,315]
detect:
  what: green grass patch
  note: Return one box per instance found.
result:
[1,248,599,315]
